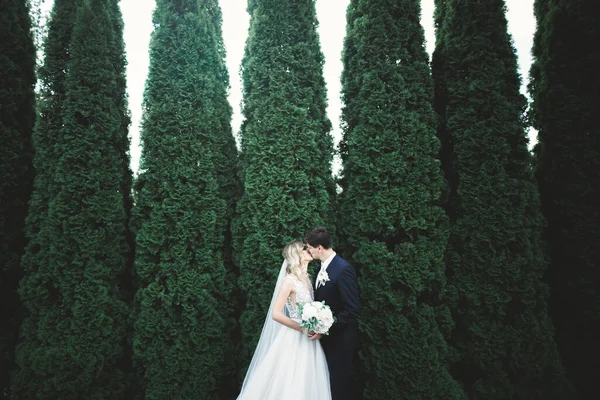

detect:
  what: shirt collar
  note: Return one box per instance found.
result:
[321,251,336,271]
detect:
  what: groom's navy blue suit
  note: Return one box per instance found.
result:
[314,254,360,400]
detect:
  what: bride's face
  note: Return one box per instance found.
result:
[301,248,313,264]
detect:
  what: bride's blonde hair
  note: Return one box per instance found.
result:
[282,241,306,279]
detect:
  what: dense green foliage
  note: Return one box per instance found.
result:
[130,1,238,398]
[11,0,80,396]
[432,0,573,398]
[3,1,596,398]
[234,0,335,368]
[13,0,133,397]
[338,1,464,398]
[529,1,600,398]
[0,1,36,397]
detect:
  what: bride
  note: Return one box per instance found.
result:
[237,241,332,399]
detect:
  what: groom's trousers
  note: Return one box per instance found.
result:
[324,347,357,400]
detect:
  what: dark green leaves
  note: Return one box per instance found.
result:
[131,1,239,398]
[339,0,462,398]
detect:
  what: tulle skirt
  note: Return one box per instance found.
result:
[237,326,331,400]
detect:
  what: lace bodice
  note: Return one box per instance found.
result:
[284,274,314,321]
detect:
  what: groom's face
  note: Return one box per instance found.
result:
[304,243,321,260]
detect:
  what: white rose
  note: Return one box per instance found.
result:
[320,308,333,320]
[302,304,318,320]
[319,309,334,327]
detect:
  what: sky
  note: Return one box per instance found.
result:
[46,0,538,174]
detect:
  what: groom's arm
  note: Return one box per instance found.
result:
[333,264,360,328]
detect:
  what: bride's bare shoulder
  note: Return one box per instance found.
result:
[283,274,298,284]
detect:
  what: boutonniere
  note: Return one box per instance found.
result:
[317,270,330,287]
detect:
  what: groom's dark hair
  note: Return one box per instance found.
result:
[304,227,332,249]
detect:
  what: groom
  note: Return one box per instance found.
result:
[304,227,360,400]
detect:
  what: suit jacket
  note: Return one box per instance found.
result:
[314,254,360,351]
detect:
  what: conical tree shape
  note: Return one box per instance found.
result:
[13,0,132,397]
[11,0,80,397]
[0,0,36,397]
[529,1,600,398]
[130,0,238,398]
[338,0,464,398]
[234,0,335,367]
[432,0,573,398]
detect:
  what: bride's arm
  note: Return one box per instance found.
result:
[272,279,303,332]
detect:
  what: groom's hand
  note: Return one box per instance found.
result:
[308,332,322,341]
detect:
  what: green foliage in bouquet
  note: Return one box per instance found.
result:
[233,0,336,372]
[338,1,464,399]
[130,0,239,398]
[432,0,574,398]
[529,1,600,398]
[13,0,133,397]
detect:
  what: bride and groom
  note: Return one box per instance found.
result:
[237,227,360,400]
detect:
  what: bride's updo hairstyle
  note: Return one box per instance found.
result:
[282,241,305,279]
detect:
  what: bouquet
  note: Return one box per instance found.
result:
[297,301,336,335]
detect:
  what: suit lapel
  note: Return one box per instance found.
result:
[326,255,339,276]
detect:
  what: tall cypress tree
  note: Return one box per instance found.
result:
[234,0,334,367]
[11,0,79,397]
[432,0,573,398]
[13,0,132,397]
[0,1,36,397]
[131,1,238,398]
[338,1,464,398]
[529,1,600,398]
[203,3,242,393]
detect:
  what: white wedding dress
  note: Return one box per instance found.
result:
[237,263,331,400]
